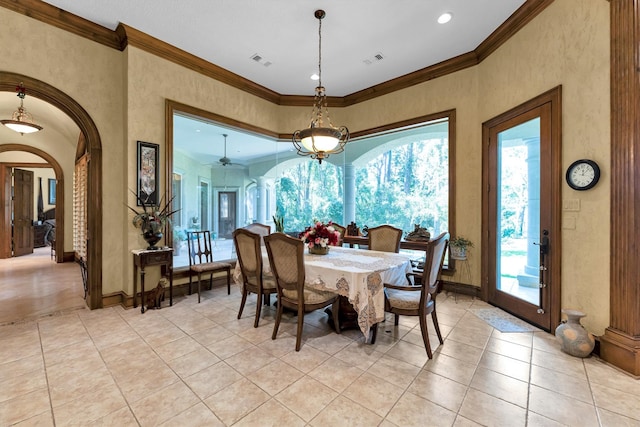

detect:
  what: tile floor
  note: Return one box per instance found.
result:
[2,283,640,426]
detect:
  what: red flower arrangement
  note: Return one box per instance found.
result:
[299,221,341,249]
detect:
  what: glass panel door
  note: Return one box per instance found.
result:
[483,89,562,332]
[497,118,541,306]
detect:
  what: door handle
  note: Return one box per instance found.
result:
[534,230,549,255]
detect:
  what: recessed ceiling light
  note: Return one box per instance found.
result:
[437,12,453,24]
[310,73,319,81]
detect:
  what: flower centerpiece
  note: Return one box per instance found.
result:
[299,221,341,255]
[128,191,179,250]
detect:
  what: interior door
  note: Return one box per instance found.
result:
[218,191,236,239]
[483,88,561,331]
[13,168,34,257]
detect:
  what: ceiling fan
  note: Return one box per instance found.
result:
[218,134,238,167]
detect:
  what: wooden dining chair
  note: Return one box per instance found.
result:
[384,231,449,358]
[233,228,277,327]
[244,223,271,245]
[187,230,232,303]
[331,223,346,246]
[368,224,403,253]
[264,233,340,351]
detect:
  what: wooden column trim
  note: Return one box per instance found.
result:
[601,0,640,376]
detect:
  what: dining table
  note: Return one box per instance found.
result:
[233,245,413,342]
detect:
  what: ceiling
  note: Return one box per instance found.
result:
[1,0,527,165]
[39,0,526,97]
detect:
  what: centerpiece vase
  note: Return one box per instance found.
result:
[309,245,329,255]
[142,229,163,250]
[555,309,595,358]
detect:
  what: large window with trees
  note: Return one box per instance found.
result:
[275,115,451,238]
[169,101,453,266]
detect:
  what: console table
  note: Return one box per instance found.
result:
[132,248,173,313]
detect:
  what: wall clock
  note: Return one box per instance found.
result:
[566,159,600,191]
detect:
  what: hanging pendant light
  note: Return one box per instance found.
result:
[293,9,349,164]
[1,82,43,135]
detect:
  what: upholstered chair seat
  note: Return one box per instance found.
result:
[282,287,338,305]
[384,287,433,311]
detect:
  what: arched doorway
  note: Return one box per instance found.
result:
[0,144,64,261]
[0,72,103,309]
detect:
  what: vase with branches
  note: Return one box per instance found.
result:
[128,190,179,250]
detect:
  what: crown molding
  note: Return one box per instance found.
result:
[1,0,554,107]
[0,0,121,49]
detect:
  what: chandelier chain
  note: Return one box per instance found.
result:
[317,15,322,88]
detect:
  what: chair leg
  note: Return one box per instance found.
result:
[419,312,433,359]
[431,310,444,344]
[188,275,193,295]
[295,306,305,352]
[254,293,262,328]
[394,313,399,326]
[197,272,202,303]
[331,299,341,334]
[208,273,213,290]
[272,297,283,340]
[226,269,231,295]
[238,287,248,320]
[370,323,378,345]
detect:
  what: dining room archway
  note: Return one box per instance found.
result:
[0,72,104,309]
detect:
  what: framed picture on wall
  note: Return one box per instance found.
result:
[48,179,56,205]
[137,141,159,206]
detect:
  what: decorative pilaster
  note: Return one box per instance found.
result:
[256,176,268,225]
[600,0,640,376]
[343,163,356,226]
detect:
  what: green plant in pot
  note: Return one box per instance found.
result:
[449,236,473,260]
[272,214,285,233]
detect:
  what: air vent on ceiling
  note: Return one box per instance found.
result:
[363,52,385,65]
[250,53,272,67]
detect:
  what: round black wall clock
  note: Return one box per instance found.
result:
[566,159,600,191]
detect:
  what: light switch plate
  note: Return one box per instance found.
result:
[563,199,580,211]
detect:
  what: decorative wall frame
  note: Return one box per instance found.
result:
[48,178,56,205]
[137,141,159,206]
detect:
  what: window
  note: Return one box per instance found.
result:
[168,100,454,268]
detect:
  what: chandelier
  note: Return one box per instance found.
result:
[293,9,349,164]
[1,82,43,135]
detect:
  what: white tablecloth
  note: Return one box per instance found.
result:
[233,246,412,338]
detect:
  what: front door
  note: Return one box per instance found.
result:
[13,168,34,257]
[482,88,562,331]
[218,191,236,239]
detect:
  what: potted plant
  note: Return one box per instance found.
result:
[127,191,179,250]
[272,213,285,233]
[449,236,473,260]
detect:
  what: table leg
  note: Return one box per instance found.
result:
[140,267,146,313]
[169,265,173,306]
[133,264,138,309]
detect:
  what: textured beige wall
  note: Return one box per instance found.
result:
[327,0,609,333]
[0,7,125,295]
[0,0,611,334]
[477,0,610,334]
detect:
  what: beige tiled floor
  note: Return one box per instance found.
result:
[1,285,640,426]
